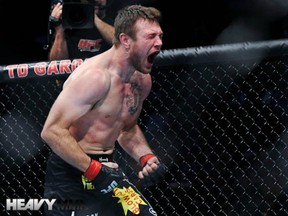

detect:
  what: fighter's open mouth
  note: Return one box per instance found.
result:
[148,51,160,64]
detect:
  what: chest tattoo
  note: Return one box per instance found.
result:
[126,82,142,115]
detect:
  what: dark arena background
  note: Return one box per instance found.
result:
[2,40,288,215]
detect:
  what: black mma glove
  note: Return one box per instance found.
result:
[83,159,126,194]
[139,153,167,187]
[49,15,62,28]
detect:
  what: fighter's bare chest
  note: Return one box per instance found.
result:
[91,81,144,123]
[123,82,143,116]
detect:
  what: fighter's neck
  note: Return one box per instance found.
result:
[106,47,136,83]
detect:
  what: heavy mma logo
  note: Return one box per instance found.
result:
[6,199,56,211]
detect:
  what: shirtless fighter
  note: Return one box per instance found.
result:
[41,5,166,216]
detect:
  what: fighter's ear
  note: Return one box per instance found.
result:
[119,33,131,48]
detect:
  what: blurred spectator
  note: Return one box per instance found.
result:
[48,0,115,60]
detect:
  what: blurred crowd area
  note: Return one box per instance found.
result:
[1,0,288,65]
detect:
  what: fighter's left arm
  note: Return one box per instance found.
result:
[117,123,167,186]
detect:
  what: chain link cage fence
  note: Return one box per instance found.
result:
[2,40,288,215]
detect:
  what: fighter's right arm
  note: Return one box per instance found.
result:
[41,67,109,172]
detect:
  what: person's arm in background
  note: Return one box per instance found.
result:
[49,25,69,60]
[94,13,115,45]
[49,2,69,60]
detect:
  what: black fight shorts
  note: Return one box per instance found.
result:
[43,152,158,216]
